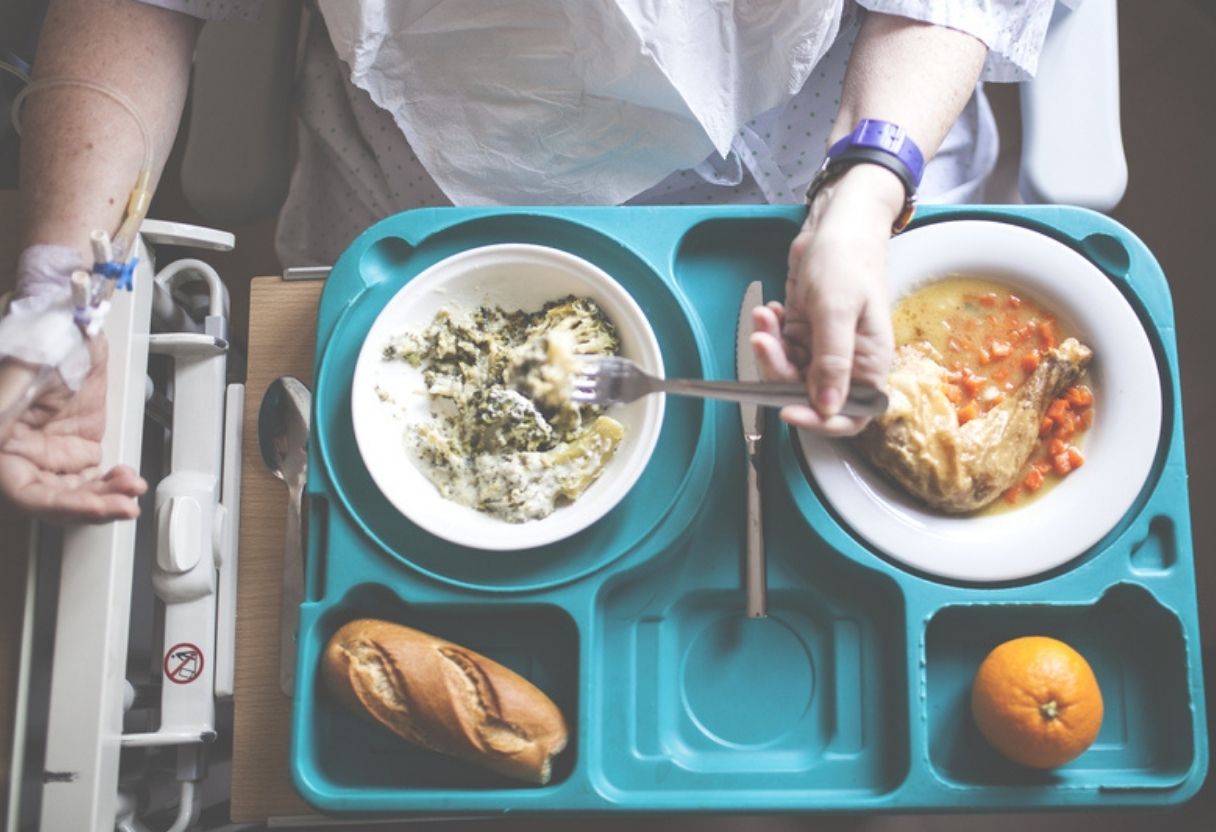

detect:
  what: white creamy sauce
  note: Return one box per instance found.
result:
[382,297,625,523]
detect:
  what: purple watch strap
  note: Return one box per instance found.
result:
[807,119,924,233]
[827,119,925,189]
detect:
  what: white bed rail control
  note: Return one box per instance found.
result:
[7,220,244,832]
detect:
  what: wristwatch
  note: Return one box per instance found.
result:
[805,119,925,234]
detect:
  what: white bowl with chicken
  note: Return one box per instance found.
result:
[798,220,1162,583]
[351,243,664,551]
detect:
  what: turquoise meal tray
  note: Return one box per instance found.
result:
[290,205,1208,814]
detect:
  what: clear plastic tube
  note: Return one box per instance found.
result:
[10,77,156,262]
[11,77,153,172]
[1,77,155,438]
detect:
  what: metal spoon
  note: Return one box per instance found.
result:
[257,376,311,697]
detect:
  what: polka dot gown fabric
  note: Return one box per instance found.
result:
[141,1,1050,266]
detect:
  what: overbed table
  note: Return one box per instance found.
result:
[232,276,324,822]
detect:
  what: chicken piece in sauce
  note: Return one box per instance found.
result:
[858,337,1093,513]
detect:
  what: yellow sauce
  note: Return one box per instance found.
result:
[892,276,1093,515]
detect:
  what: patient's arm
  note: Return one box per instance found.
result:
[752,11,987,435]
[17,0,200,268]
[1,0,198,522]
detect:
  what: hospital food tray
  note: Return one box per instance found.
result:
[290,204,1207,813]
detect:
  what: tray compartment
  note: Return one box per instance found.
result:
[294,583,580,793]
[923,583,1194,790]
[591,473,911,797]
[312,214,712,593]
[672,216,801,337]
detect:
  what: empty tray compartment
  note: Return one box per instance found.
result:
[592,560,910,801]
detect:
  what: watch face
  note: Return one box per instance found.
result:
[892,200,917,234]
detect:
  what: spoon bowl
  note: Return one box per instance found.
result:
[258,376,311,482]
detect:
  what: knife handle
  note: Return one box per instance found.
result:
[745,437,767,618]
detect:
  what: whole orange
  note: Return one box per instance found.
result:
[969,635,1103,769]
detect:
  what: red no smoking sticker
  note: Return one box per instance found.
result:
[163,643,204,685]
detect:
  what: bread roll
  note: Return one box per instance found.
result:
[322,618,568,784]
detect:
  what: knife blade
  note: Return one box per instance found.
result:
[736,281,767,618]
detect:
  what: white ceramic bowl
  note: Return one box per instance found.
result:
[799,220,1162,583]
[350,243,665,551]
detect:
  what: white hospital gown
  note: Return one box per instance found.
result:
[139,0,1054,267]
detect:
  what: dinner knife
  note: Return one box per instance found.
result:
[736,281,767,618]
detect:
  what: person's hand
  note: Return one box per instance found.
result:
[0,336,147,523]
[751,164,902,436]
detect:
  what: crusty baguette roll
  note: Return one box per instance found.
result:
[322,618,568,784]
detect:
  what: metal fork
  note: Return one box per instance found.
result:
[572,356,889,416]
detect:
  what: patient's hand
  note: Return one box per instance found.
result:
[752,164,899,436]
[0,337,147,523]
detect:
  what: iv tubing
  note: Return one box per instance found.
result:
[0,78,155,438]
[10,77,155,260]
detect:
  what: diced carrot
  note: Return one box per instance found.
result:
[1003,485,1023,504]
[1040,417,1054,438]
[1034,460,1054,476]
[961,374,987,396]
[1024,468,1045,491]
[1021,349,1041,372]
[1047,438,1066,456]
[1066,385,1094,408]
[977,348,991,365]
[1067,447,1085,470]
[989,340,1012,359]
[986,315,1000,327]
[1047,398,1071,421]
[1080,408,1095,429]
[978,293,999,308]
[1007,294,1023,309]
[1053,411,1077,440]
[1039,320,1058,349]
[957,401,979,425]
[1052,451,1073,476]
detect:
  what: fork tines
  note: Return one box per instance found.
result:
[571,355,626,404]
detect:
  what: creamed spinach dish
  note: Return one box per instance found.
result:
[382,296,626,523]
